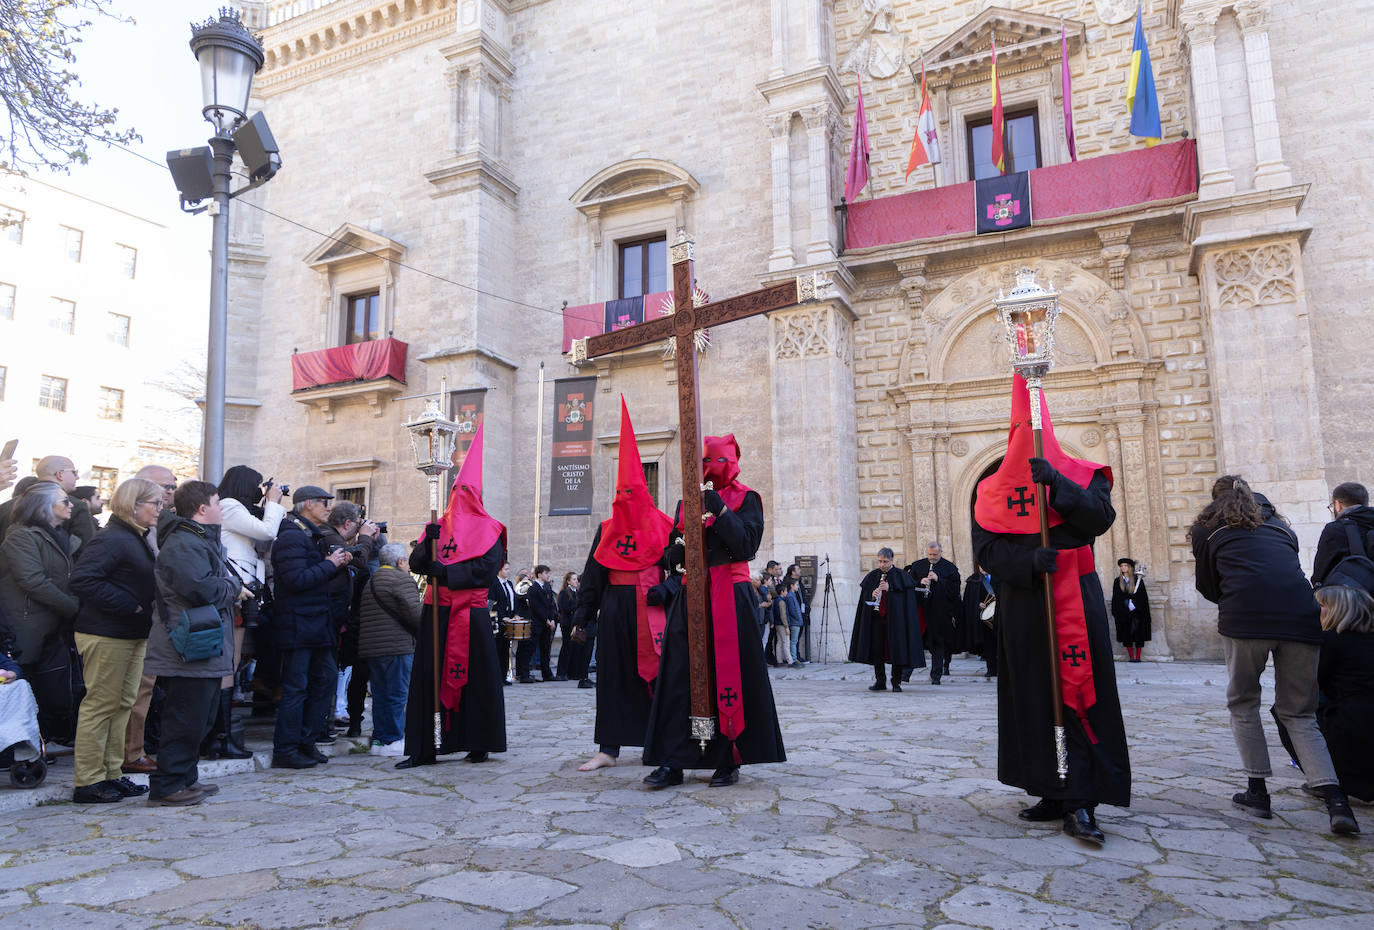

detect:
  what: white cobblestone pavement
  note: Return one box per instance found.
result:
[1,658,1371,929]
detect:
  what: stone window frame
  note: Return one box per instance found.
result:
[302,223,406,349]
[946,79,1061,185]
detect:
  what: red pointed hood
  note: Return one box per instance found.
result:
[697,433,753,514]
[436,422,505,564]
[594,397,672,570]
[974,374,1111,534]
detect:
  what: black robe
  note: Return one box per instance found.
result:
[960,574,994,656]
[973,471,1130,808]
[848,567,925,668]
[404,539,507,759]
[643,492,785,769]
[908,557,961,649]
[1110,577,1152,645]
[575,526,657,750]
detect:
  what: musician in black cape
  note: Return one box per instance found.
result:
[972,375,1130,845]
[908,542,961,684]
[642,434,785,788]
[398,424,507,769]
[849,547,924,691]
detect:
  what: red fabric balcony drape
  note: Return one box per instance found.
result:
[291,338,408,391]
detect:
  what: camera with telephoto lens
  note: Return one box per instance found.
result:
[358,506,387,536]
[330,544,369,563]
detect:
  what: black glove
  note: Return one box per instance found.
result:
[570,626,588,644]
[424,522,442,541]
[703,489,725,516]
[1031,547,1059,574]
[1028,457,1057,486]
[662,542,686,574]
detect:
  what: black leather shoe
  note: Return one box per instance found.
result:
[73,782,123,804]
[464,752,489,763]
[1327,797,1361,835]
[891,682,902,692]
[109,776,149,798]
[578,679,595,689]
[518,677,535,684]
[930,677,942,686]
[1062,808,1105,845]
[868,682,886,692]
[554,674,569,682]
[709,766,739,787]
[301,744,329,764]
[270,751,317,770]
[1232,788,1272,819]
[643,766,683,789]
[395,757,436,769]
[1018,798,1064,822]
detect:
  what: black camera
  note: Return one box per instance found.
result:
[373,520,388,534]
[331,544,369,563]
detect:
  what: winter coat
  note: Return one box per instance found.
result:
[143,515,239,678]
[70,516,156,640]
[1190,500,1321,644]
[1312,504,1374,588]
[357,565,421,659]
[220,497,285,584]
[0,523,80,663]
[269,513,342,649]
[783,589,804,628]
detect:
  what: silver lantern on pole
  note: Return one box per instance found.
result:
[402,376,460,756]
[994,267,1070,786]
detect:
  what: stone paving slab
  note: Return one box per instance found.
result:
[0,659,1369,928]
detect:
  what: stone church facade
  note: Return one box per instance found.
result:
[229,0,1371,660]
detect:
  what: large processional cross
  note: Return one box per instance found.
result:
[577,231,829,749]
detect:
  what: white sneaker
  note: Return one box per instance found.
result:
[505,675,515,685]
[373,740,405,757]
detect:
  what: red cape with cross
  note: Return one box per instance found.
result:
[593,396,673,686]
[974,374,1112,737]
[424,422,506,711]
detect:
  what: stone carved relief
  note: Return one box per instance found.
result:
[1211,243,1297,310]
[772,306,852,368]
[841,0,910,80]
[1094,0,1138,25]
[949,438,969,457]
[1081,428,1102,448]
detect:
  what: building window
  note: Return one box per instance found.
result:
[39,375,67,412]
[90,466,118,500]
[0,206,22,244]
[345,291,381,344]
[618,236,668,299]
[0,282,13,320]
[97,386,124,421]
[108,312,131,347]
[0,365,6,401]
[49,298,76,335]
[61,226,84,262]
[335,486,366,509]
[641,461,660,509]
[966,107,1042,180]
[117,244,137,279]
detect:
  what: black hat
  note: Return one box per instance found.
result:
[1117,557,1137,568]
[292,485,334,504]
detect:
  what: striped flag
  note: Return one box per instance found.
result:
[844,76,871,201]
[1127,4,1162,146]
[990,35,1006,174]
[906,59,942,178]
[1061,18,1078,161]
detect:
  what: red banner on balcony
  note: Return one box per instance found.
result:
[845,139,1197,251]
[291,338,408,391]
[562,290,672,353]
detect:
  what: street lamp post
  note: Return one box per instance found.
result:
[167,9,280,482]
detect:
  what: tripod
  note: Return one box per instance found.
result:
[814,555,845,663]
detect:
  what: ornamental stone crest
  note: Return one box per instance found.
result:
[841,0,910,80]
[1094,0,1138,25]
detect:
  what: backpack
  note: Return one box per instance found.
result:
[1323,522,1374,597]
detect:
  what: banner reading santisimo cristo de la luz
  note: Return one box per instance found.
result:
[549,376,597,516]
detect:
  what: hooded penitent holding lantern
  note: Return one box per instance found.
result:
[402,423,508,769]
[973,373,1131,845]
[641,433,786,789]
[573,397,674,772]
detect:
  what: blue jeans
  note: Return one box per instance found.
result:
[788,625,803,662]
[366,654,413,745]
[274,646,335,754]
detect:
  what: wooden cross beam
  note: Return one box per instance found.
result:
[578,231,829,749]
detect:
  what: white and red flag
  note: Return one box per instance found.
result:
[906,60,941,178]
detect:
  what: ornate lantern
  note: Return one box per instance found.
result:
[189,8,265,137]
[404,377,460,511]
[995,267,1061,382]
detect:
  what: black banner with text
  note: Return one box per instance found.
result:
[549,377,597,516]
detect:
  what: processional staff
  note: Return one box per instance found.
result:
[402,377,461,754]
[995,268,1069,786]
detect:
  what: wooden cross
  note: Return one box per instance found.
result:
[579,230,828,749]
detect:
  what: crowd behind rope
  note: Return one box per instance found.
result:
[0,449,1369,825]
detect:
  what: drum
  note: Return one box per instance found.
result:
[502,618,532,641]
[980,598,997,625]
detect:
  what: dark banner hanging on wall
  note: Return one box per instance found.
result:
[975,170,1032,234]
[549,376,598,516]
[446,388,487,490]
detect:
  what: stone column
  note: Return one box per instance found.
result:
[1179,9,1235,198]
[1235,0,1293,190]
[769,0,787,77]
[765,113,796,271]
[802,104,836,264]
[768,301,859,661]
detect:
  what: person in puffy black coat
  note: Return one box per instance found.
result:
[1190,475,1359,835]
[68,478,162,803]
[268,489,351,769]
[1312,482,1374,588]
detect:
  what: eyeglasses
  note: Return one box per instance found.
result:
[1328,502,1338,514]
[137,499,164,509]
[160,483,177,492]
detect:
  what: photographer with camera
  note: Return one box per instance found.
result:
[319,500,379,739]
[210,466,287,761]
[268,487,352,769]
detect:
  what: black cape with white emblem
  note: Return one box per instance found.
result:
[848,567,925,668]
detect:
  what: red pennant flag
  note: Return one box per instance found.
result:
[990,35,1006,175]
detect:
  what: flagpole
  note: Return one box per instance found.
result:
[532,362,545,568]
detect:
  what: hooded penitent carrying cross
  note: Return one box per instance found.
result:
[579,231,826,752]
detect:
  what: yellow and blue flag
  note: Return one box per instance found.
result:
[1127,4,1161,146]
